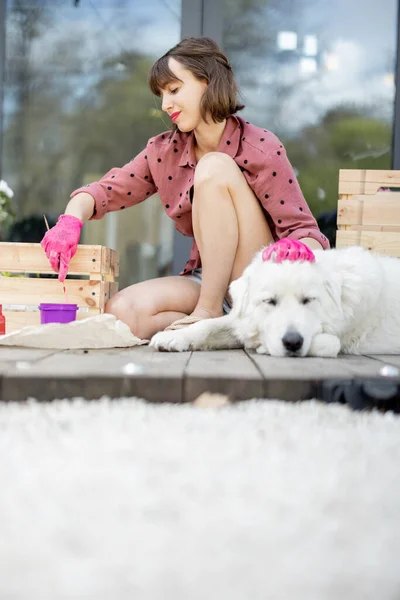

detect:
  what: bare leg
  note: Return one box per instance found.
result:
[105,275,202,339]
[106,153,273,339]
[191,152,273,319]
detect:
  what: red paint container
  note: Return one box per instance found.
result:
[0,304,5,335]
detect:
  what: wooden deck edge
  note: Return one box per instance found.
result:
[0,373,185,403]
[1,371,399,404]
[183,374,264,403]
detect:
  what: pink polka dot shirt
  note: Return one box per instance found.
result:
[70,115,329,276]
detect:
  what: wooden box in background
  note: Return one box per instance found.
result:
[0,243,119,333]
[336,169,400,257]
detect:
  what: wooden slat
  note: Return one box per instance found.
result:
[338,169,367,182]
[337,198,363,225]
[0,347,57,363]
[102,247,120,278]
[111,250,120,278]
[0,278,113,309]
[109,282,119,298]
[363,170,400,183]
[338,192,400,202]
[336,171,400,257]
[335,230,400,256]
[339,169,400,184]
[337,225,400,232]
[337,196,400,226]
[363,355,400,368]
[338,192,400,201]
[338,180,400,195]
[250,353,391,401]
[252,353,389,378]
[3,308,100,333]
[1,346,189,402]
[335,230,361,248]
[184,350,263,401]
[1,347,395,404]
[0,243,119,275]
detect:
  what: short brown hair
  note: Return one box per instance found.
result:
[148,37,245,126]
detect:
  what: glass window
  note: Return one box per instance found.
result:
[223,0,398,246]
[3,0,181,287]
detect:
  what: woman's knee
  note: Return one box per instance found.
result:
[105,277,200,338]
[105,291,145,337]
[194,152,237,187]
[106,290,130,317]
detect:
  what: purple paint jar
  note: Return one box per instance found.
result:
[39,303,78,325]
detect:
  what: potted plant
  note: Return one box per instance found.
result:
[0,180,15,237]
[0,180,16,276]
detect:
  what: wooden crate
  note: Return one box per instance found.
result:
[0,243,119,333]
[336,169,400,256]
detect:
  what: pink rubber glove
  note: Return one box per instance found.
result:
[41,214,83,282]
[262,238,315,264]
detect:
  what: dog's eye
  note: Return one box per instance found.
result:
[264,298,278,306]
[300,297,314,305]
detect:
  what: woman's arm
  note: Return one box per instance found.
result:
[65,192,95,222]
[299,237,323,250]
[69,147,156,221]
[251,143,329,250]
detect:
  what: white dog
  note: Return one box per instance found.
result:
[150,246,400,357]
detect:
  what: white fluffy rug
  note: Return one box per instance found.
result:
[0,397,399,600]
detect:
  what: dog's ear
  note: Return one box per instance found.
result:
[323,269,360,321]
[323,274,342,310]
[322,247,367,316]
[229,274,250,317]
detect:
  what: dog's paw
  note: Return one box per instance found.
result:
[149,330,191,352]
[243,333,263,351]
[255,344,270,355]
[308,333,341,358]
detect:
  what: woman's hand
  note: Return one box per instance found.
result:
[41,214,83,281]
[262,238,316,264]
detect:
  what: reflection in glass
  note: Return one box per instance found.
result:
[3,0,181,286]
[223,0,397,245]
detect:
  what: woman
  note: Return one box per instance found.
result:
[41,37,329,340]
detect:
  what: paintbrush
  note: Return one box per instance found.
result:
[43,214,69,303]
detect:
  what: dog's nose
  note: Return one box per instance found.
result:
[282,331,304,353]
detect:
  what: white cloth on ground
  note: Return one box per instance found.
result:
[0,314,148,349]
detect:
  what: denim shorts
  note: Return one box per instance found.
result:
[185,267,232,315]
